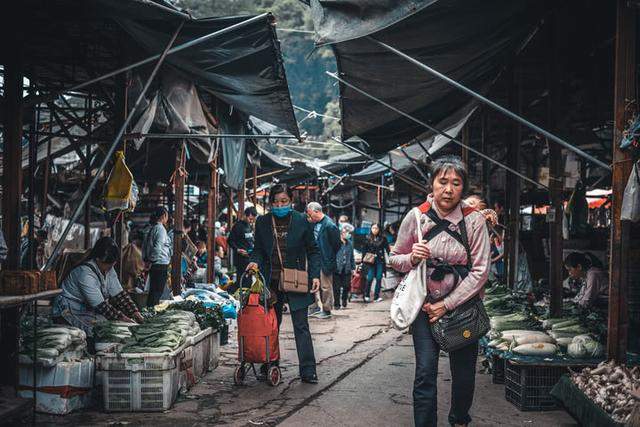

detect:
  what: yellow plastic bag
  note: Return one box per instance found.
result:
[104,151,136,211]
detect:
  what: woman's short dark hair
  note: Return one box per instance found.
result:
[89,237,120,264]
[268,184,293,204]
[368,223,381,240]
[564,252,603,270]
[429,155,469,194]
[151,206,168,223]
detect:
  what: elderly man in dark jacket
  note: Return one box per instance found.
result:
[306,202,341,319]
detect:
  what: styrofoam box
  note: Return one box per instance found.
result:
[18,358,94,415]
[178,344,196,392]
[96,348,184,412]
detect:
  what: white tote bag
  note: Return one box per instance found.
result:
[390,208,428,330]
[621,162,640,222]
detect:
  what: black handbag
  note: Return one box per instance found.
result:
[430,295,490,352]
[423,209,490,352]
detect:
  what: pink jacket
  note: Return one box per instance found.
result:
[389,195,491,311]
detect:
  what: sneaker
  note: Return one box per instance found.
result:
[314,311,332,319]
[334,306,341,311]
[308,307,321,316]
[374,297,383,303]
[364,296,371,303]
[301,374,318,384]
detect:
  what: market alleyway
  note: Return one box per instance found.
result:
[38,298,577,427]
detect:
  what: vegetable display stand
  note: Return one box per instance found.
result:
[551,375,624,427]
[491,353,505,384]
[505,360,573,411]
[96,348,183,412]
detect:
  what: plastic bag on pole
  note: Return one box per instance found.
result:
[104,151,137,212]
[621,162,640,222]
[390,208,428,330]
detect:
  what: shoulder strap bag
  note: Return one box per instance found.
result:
[426,211,490,353]
[272,216,309,294]
[390,208,428,330]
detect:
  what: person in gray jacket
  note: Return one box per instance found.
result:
[143,206,173,307]
[333,227,355,309]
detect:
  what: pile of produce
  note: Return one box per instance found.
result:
[20,326,87,363]
[119,310,200,354]
[94,321,135,344]
[571,361,640,424]
[488,330,558,356]
[165,299,225,332]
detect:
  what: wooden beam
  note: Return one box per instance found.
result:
[252,164,258,205]
[1,52,24,387]
[505,65,522,290]
[171,143,187,295]
[607,0,635,362]
[548,11,565,317]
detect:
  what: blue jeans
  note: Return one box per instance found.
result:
[365,260,384,299]
[412,310,478,426]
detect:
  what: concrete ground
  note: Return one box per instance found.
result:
[35,297,577,426]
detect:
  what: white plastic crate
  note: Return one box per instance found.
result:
[96,349,183,412]
[18,358,94,415]
[178,344,196,391]
[191,328,220,378]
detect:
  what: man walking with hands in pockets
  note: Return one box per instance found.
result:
[306,202,341,319]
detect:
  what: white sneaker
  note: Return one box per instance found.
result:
[374,297,383,303]
[364,296,371,303]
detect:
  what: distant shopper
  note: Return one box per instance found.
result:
[143,206,172,307]
[389,155,490,427]
[334,227,355,309]
[0,230,8,264]
[564,252,607,308]
[228,206,258,275]
[247,183,321,383]
[306,202,341,319]
[362,223,390,302]
[53,237,144,336]
[195,240,208,268]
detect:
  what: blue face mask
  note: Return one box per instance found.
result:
[272,205,292,218]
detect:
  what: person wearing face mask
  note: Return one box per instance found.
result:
[246,184,322,384]
[53,237,144,337]
[389,155,490,427]
[333,227,355,309]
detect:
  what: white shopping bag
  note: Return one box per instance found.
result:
[621,162,640,222]
[390,208,428,330]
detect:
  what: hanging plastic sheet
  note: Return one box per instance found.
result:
[306,0,538,153]
[129,70,214,164]
[220,110,247,191]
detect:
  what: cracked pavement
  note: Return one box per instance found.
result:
[35,297,577,426]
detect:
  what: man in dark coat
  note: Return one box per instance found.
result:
[306,202,341,319]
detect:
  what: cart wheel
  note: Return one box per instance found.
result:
[234,364,246,385]
[268,366,281,386]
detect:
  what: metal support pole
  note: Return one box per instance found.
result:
[481,111,491,202]
[27,14,270,107]
[43,22,185,271]
[327,72,548,190]
[84,95,93,250]
[607,0,635,362]
[171,142,187,296]
[207,156,218,283]
[369,37,611,171]
[252,165,258,205]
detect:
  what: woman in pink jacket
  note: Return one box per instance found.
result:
[389,155,490,427]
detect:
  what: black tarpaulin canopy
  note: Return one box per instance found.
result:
[1,0,299,139]
[306,0,539,154]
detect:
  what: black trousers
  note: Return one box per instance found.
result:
[147,264,169,308]
[272,283,317,378]
[412,310,478,427]
[333,272,351,308]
